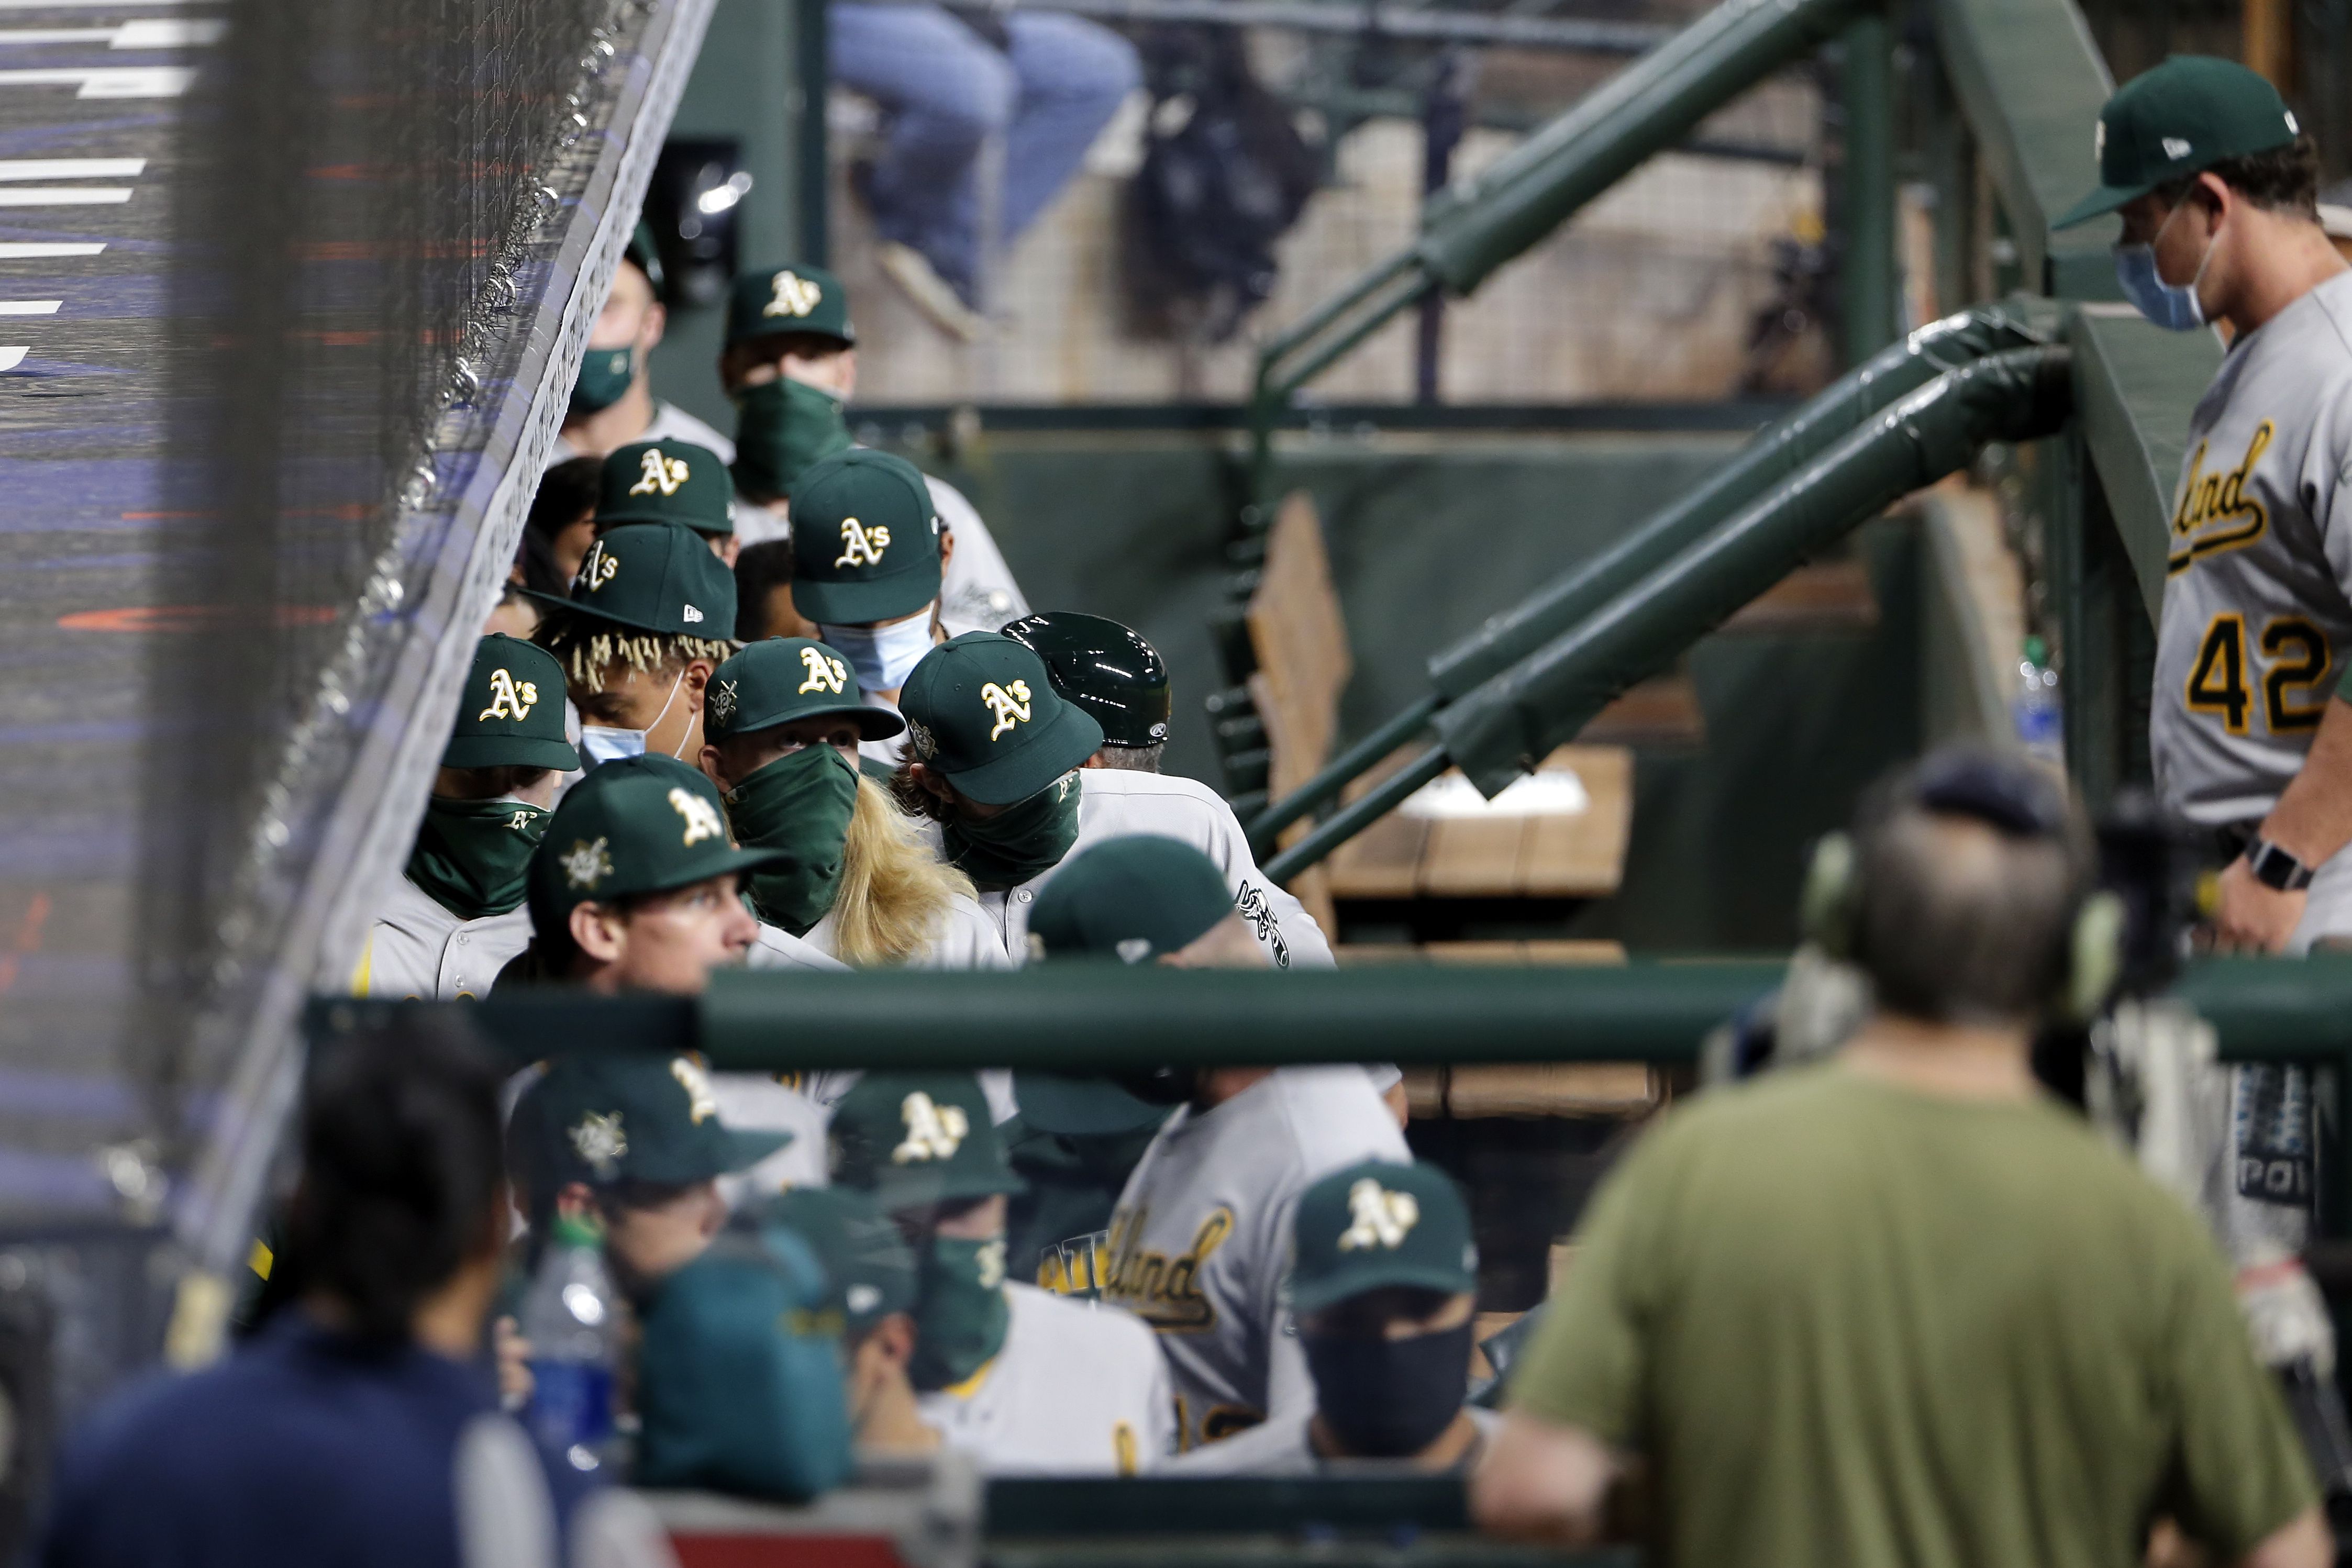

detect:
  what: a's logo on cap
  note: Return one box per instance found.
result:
[669,787,724,846]
[670,1057,719,1124]
[578,539,618,592]
[798,645,849,695]
[709,679,739,728]
[765,270,824,318]
[630,449,690,497]
[907,718,938,760]
[2162,136,2192,161]
[570,1110,627,1177]
[1337,1177,1419,1251]
[980,679,1033,741]
[561,836,614,890]
[478,666,538,722]
[835,517,891,569]
[892,1091,969,1164]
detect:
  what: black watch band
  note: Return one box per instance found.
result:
[2245,838,2317,892]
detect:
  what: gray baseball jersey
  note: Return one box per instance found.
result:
[922,769,1336,970]
[549,400,731,465]
[355,875,532,1000]
[1099,1068,1408,1453]
[918,1282,1175,1474]
[2152,269,2352,832]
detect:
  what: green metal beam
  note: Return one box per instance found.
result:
[2063,303,2221,620]
[1838,12,1897,362]
[1929,0,2117,299]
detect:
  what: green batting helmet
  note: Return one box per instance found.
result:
[1001,612,1170,750]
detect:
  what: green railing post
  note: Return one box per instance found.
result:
[1838,11,1896,362]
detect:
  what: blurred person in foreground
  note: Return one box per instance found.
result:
[758,1186,937,1458]
[39,1016,671,1568]
[829,1071,1174,1473]
[1169,1159,1491,1474]
[1473,747,2326,1568]
[509,1053,852,1502]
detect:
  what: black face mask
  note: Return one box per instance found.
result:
[1300,1320,1474,1458]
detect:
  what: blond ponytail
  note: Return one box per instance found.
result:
[831,776,975,967]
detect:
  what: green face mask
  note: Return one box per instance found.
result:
[571,345,637,415]
[723,745,860,936]
[731,376,853,501]
[405,797,548,920]
[909,1235,1011,1392]
[944,771,1082,890]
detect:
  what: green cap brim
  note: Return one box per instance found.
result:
[1013,1072,1170,1136]
[619,842,794,903]
[792,569,939,626]
[1290,1261,1478,1317]
[522,593,715,640]
[441,732,582,772]
[2053,183,2145,230]
[943,703,1104,807]
[731,701,906,743]
[595,502,735,536]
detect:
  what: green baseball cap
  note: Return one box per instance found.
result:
[442,633,580,771]
[1029,835,1235,963]
[2056,55,2302,229]
[728,263,855,349]
[757,1186,917,1335]
[899,632,1104,807]
[511,1051,789,1191]
[529,521,736,638]
[1288,1160,1478,1317]
[707,638,905,744]
[596,439,735,536]
[828,1072,1025,1214]
[526,753,789,939]
[787,450,942,625]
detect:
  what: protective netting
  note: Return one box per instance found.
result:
[145,0,633,1185]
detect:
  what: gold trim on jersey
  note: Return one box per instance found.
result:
[2167,420,2275,575]
[1100,1205,1234,1333]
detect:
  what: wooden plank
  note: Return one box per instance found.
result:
[1418,815,1530,898]
[1326,812,1429,898]
[1401,1063,1658,1117]
[1582,674,1704,747]
[1519,746,1632,897]
[1245,492,1351,803]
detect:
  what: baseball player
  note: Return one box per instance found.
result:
[829,1072,1174,1474]
[553,226,731,463]
[757,1186,939,1458]
[1001,611,1171,772]
[595,438,741,566]
[356,635,579,999]
[716,263,1028,636]
[701,636,1011,970]
[1168,1160,1494,1474]
[894,632,1335,968]
[2059,58,2352,1358]
[526,520,737,772]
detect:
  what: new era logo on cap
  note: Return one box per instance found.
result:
[2162,136,2192,160]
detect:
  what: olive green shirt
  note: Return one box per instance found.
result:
[1513,1061,2315,1568]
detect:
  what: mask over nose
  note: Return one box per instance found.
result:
[732,377,854,501]
[578,669,690,768]
[406,797,548,920]
[1299,1319,1474,1457]
[723,746,860,935]
[571,345,637,414]
[819,614,936,696]
[2114,199,2217,331]
[943,772,1083,890]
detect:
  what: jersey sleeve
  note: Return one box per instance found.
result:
[929,478,1031,634]
[1194,791,1336,970]
[1137,1326,1178,1471]
[1258,1185,1319,1428]
[1505,1126,1662,1445]
[2156,1226,2320,1558]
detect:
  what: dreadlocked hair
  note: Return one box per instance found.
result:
[533,610,736,695]
[834,776,975,966]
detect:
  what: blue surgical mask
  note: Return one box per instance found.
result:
[2114,201,2215,332]
[819,613,936,694]
[576,670,687,769]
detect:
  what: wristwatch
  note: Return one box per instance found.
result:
[2245,837,2317,892]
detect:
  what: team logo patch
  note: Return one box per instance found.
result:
[709,678,739,728]
[764,270,824,318]
[835,517,890,569]
[477,666,538,723]
[907,718,938,760]
[670,1057,719,1124]
[798,645,849,695]
[561,836,614,891]
[892,1091,968,1163]
[1338,1177,1419,1251]
[669,787,724,845]
[578,539,618,591]
[569,1110,627,1178]
[629,449,690,497]
[981,679,1031,741]
[1234,883,1288,968]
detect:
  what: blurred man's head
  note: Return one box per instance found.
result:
[759,1186,929,1452]
[1841,749,2089,1028]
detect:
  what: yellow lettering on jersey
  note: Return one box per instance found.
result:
[1100,1205,1233,1332]
[2260,615,2331,733]
[2185,612,2252,735]
[2168,421,2275,574]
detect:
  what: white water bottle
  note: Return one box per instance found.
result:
[2015,635,2063,766]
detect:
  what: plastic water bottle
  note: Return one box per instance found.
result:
[520,1214,618,1472]
[2015,635,2063,766]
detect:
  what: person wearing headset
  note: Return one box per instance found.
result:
[1474,747,2325,1568]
